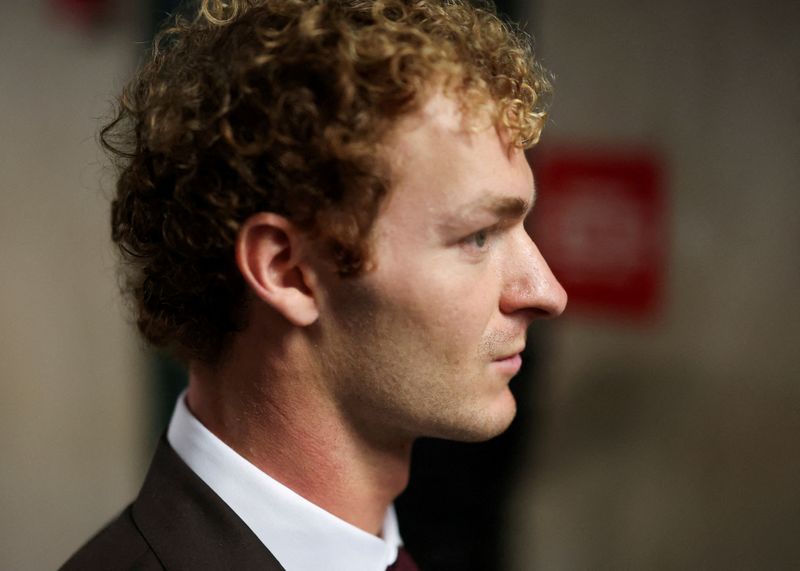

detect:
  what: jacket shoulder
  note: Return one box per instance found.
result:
[59,505,162,571]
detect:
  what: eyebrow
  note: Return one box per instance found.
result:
[441,190,537,230]
[483,195,533,219]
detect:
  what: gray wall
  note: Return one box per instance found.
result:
[0,4,148,570]
[511,1,800,568]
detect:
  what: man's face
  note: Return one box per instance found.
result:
[315,93,567,445]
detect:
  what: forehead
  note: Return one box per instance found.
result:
[380,92,534,224]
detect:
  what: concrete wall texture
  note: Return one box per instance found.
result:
[510,1,800,569]
[0,4,147,570]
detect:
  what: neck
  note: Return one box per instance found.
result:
[186,330,412,536]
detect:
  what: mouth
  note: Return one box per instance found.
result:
[492,349,524,375]
[493,344,526,362]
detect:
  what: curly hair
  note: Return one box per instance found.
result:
[104,0,552,363]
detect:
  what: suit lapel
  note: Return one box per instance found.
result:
[131,437,285,571]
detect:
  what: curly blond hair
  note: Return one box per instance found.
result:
[105,0,552,362]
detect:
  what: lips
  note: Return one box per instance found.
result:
[493,346,525,362]
[492,352,523,375]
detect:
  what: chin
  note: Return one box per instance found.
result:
[433,388,518,443]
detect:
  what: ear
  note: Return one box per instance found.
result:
[235,213,320,327]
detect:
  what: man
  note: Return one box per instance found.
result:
[62,0,566,569]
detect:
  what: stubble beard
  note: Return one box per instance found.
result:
[319,317,520,448]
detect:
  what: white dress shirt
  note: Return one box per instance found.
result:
[166,391,403,571]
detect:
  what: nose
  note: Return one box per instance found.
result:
[499,229,568,320]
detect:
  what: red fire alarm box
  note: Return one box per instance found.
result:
[529,148,667,320]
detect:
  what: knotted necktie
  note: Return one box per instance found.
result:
[387,546,420,571]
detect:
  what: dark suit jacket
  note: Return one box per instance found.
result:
[60,437,285,570]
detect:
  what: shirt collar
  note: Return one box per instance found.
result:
[167,391,402,571]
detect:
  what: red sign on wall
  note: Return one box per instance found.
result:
[51,0,111,29]
[529,148,667,319]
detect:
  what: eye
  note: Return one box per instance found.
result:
[471,229,489,249]
[461,228,494,253]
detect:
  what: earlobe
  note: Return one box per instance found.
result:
[235,213,320,327]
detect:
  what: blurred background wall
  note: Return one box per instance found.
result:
[0,3,148,570]
[510,0,800,569]
[0,0,797,570]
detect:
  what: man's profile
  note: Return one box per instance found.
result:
[62,0,566,569]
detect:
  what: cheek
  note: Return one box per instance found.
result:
[382,270,496,357]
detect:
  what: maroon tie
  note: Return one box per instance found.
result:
[387,546,420,571]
